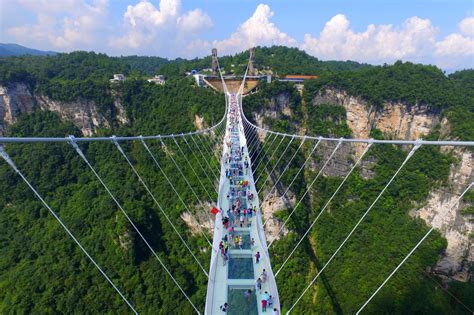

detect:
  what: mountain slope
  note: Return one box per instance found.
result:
[0,47,472,314]
[0,43,57,57]
[242,66,473,314]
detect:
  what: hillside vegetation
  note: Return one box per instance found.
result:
[243,59,473,314]
[304,62,474,141]
[0,46,472,314]
[0,52,225,313]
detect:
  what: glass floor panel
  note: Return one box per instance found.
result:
[228,287,258,315]
[231,231,251,250]
[228,257,254,279]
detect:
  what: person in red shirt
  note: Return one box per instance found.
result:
[261,299,267,312]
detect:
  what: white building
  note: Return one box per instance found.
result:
[110,74,125,82]
[147,75,165,85]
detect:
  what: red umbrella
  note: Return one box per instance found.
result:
[211,207,219,215]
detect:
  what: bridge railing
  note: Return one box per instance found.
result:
[237,93,281,311]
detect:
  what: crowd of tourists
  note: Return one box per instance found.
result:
[218,94,279,314]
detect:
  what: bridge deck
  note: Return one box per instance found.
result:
[205,93,280,314]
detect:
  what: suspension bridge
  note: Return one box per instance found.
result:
[0,55,473,314]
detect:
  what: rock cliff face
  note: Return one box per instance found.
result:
[253,87,472,281]
[312,88,440,157]
[0,83,35,134]
[251,93,293,129]
[310,89,472,281]
[0,83,128,136]
[194,114,205,130]
[413,148,473,280]
[260,193,292,242]
[312,88,440,141]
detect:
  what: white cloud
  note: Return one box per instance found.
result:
[459,16,474,36]
[434,16,474,69]
[15,0,81,14]
[212,4,296,55]
[123,0,178,27]
[185,39,212,54]
[3,1,473,70]
[178,9,213,33]
[435,33,474,57]
[8,14,57,47]
[301,14,437,64]
[300,14,474,69]
[8,0,109,50]
[109,0,213,57]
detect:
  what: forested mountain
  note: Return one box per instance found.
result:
[0,51,224,313]
[242,61,473,314]
[0,43,57,57]
[0,46,473,314]
[157,46,370,77]
[303,61,474,141]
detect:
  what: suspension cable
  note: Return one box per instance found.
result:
[209,125,226,158]
[275,142,373,277]
[260,137,306,204]
[189,135,219,182]
[182,137,218,193]
[286,142,421,314]
[196,133,220,167]
[112,138,209,277]
[245,125,260,156]
[244,120,263,158]
[238,104,474,147]
[195,134,218,172]
[0,145,139,314]
[140,137,212,246]
[68,137,201,313]
[257,136,296,194]
[173,137,216,199]
[250,129,273,161]
[420,268,474,314]
[249,129,268,160]
[268,139,343,248]
[176,137,221,208]
[263,138,321,228]
[1,132,472,147]
[254,135,287,183]
[251,131,277,162]
[160,138,217,229]
[200,132,225,181]
[238,60,249,95]
[356,181,473,314]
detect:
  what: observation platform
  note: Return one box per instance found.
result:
[205,93,280,314]
[204,77,260,94]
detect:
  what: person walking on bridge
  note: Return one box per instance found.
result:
[255,251,261,264]
[256,278,262,292]
[224,239,229,254]
[261,298,268,313]
[261,269,267,282]
[220,302,229,312]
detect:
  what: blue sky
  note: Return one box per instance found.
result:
[1,0,473,70]
[181,0,471,39]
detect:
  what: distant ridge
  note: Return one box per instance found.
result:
[0,43,57,57]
